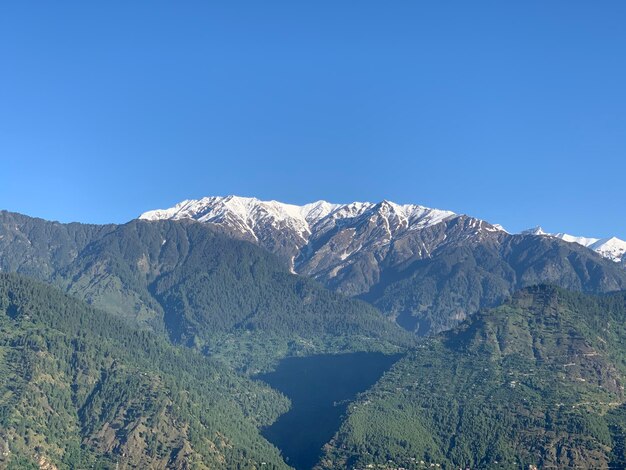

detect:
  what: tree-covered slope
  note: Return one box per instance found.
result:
[3,209,626,343]
[0,210,113,281]
[319,286,626,469]
[0,212,412,370]
[0,273,293,469]
[57,219,413,367]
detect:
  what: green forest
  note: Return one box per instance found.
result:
[0,273,293,469]
[319,286,626,469]
[1,212,626,469]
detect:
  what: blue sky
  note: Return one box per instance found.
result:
[1,2,625,237]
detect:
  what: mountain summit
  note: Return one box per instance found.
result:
[140,195,460,271]
[140,195,458,241]
[139,197,626,335]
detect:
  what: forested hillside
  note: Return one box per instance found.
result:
[4,209,626,342]
[319,286,626,469]
[0,273,293,469]
[0,212,412,371]
[0,211,113,280]
[4,209,626,469]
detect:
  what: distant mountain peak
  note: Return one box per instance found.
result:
[589,236,626,263]
[522,226,626,263]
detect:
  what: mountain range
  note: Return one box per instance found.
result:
[2,198,626,469]
[140,196,626,335]
[2,198,625,340]
[141,196,626,266]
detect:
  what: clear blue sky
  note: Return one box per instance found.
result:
[1,2,625,237]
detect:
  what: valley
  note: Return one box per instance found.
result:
[1,206,626,469]
[4,3,625,468]
[257,353,402,470]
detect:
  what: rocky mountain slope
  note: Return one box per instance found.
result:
[141,197,626,335]
[524,226,626,264]
[140,196,457,273]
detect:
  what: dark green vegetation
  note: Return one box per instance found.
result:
[0,212,410,468]
[0,273,293,469]
[3,209,626,469]
[257,353,402,470]
[5,209,626,344]
[319,286,626,469]
[0,211,412,371]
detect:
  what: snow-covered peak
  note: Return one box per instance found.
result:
[299,200,342,225]
[141,196,334,225]
[589,237,626,263]
[521,227,626,263]
[141,195,319,241]
[139,196,459,241]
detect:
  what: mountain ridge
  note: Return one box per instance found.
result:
[523,225,626,263]
[140,195,460,272]
[142,196,626,266]
[139,196,626,335]
[4,203,626,337]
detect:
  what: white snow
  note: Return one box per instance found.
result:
[139,195,459,245]
[522,226,549,236]
[552,233,599,247]
[490,224,508,233]
[589,237,626,263]
[521,227,626,263]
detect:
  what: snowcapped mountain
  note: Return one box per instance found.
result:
[140,196,341,241]
[140,196,456,240]
[522,227,626,263]
[140,196,462,274]
[142,197,626,285]
[590,237,626,264]
[140,196,626,335]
